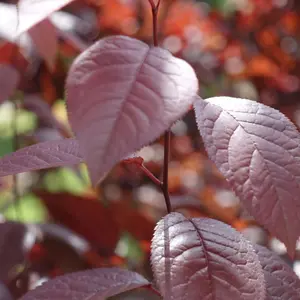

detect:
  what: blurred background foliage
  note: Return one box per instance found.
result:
[1,0,300,298]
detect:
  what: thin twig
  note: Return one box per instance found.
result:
[148,0,172,213]
[162,131,171,213]
[145,284,162,297]
[140,165,162,186]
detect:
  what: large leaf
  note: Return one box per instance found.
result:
[151,212,265,300]
[0,221,37,281]
[0,64,20,104]
[20,268,149,300]
[0,138,83,177]
[194,96,300,257]
[66,35,198,185]
[255,245,300,299]
[17,0,76,34]
[28,18,58,70]
[36,191,155,253]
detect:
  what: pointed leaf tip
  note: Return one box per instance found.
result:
[17,0,76,34]
[0,138,83,177]
[151,212,265,300]
[194,96,300,257]
[20,268,149,300]
[66,35,198,185]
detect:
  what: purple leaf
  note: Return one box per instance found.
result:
[23,94,68,135]
[66,35,198,185]
[20,268,149,300]
[0,221,37,281]
[0,138,83,177]
[0,64,20,104]
[17,0,76,35]
[28,18,58,70]
[194,96,300,257]
[255,245,300,299]
[151,212,265,300]
[0,281,13,300]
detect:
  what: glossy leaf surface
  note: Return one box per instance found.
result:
[194,96,300,257]
[0,138,83,177]
[151,212,265,300]
[255,245,300,299]
[66,35,198,185]
[20,268,149,300]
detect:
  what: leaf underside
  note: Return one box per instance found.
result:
[194,96,300,257]
[151,212,265,300]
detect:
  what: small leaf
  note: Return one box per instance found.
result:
[20,268,149,300]
[151,212,265,300]
[0,221,37,281]
[255,244,300,299]
[194,96,300,256]
[66,35,198,185]
[0,138,83,177]
[23,94,68,136]
[28,19,58,70]
[0,64,19,104]
[17,0,76,34]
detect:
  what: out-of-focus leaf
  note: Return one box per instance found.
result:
[0,281,13,300]
[17,0,76,35]
[195,96,300,257]
[255,245,300,299]
[28,19,58,70]
[36,191,155,254]
[151,212,265,300]
[0,221,37,281]
[0,64,19,104]
[23,94,68,135]
[36,191,121,254]
[0,138,83,177]
[66,35,198,185]
[20,268,149,300]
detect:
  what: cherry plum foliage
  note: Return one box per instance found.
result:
[194,96,300,257]
[255,244,300,299]
[17,0,76,35]
[151,212,265,300]
[66,35,199,185]
[19,268,150,300]
[0,138,83,177]
[1,3,300,297]
[0,64,20,104]
[0,221,37,282]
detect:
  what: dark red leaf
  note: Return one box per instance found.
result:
[66,35,198,185]
[151,212,265,299]
[20,268,149,300]
[255,245,300,299]
[0,221,37,281]
[0,64,20,104]
[195,96,300,257]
